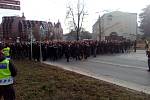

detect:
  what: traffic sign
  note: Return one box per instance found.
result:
[0,0,20,5]
[0,3,20,10]
[0,0,20,10]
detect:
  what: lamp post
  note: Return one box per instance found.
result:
[96,10,110,41]
[30,28,33,60]
[40,26,44,63]
[77,0,80,41]
[135,13,138,41]
[98,15,101,41]
[95,12,102,41]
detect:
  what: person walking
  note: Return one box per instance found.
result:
[146,48,150,71]
[133,40,137,52]
[0,48,17,100]
[145,40,149,56]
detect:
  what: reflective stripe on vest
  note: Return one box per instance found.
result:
[0,77,13,85]
[0,59,13,85]
[6,56,11,60]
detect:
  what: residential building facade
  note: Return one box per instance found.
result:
[92,11,137,41]
[0,14,63,42]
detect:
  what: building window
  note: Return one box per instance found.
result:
[107,15,113,21]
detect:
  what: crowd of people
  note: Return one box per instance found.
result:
[0,39,137,100]
[0,40,135,62]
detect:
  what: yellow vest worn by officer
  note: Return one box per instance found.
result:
[2,47,10,59]
[0,59,13,85]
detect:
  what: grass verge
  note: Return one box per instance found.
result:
[14,60,150,100]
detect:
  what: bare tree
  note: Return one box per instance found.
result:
[66,0,87,41]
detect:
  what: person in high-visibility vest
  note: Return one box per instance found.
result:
[2,46,10,60]
[0,49,17,100]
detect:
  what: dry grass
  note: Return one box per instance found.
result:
[13,60,150,100]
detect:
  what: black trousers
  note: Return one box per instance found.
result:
[148,59,150,70]
[0,85,15,100]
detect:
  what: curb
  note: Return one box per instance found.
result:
[44,61,150,94]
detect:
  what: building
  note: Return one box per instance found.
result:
[53,21,63,40]
[0,14,63,42]
[92,18,102,40]
[92,11,137,41]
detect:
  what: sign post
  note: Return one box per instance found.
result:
[30,28,33,60]
[40,26,44,62]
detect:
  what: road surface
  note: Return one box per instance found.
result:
[44,50,150,94]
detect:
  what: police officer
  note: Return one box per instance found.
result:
[146,48,150,71]
[0,48,17,100]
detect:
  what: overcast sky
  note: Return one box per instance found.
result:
[0,0,150,33]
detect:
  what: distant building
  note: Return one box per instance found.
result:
[0,14,63,42]
[92,11,137,41]
[53,21,63,40]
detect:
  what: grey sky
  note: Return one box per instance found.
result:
[0,0,149,33]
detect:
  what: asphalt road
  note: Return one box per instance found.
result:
[44,50,150,94]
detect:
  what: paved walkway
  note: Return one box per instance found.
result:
[44,50,150,94]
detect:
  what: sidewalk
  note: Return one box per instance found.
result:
[117,50,147,62]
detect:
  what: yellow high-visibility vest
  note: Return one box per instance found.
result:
[0,59,13,85]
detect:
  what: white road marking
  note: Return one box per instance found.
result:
[89,60,148,70]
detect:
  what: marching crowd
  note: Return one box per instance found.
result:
[0,39,137,100]
[1,40,135,62]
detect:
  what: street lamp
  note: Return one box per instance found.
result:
[95,12,103,41]
[30,28,33,60]
[77,0,80,41]
[135,13,138,41]
[96,10,110,41]
[98,15,101,41]
[40,25,44,62]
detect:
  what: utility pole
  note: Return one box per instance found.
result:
[30,27,33,60]
[98,15,101,41]
[77,0,80,41]
[135,13,138,41]
[40,26,43,63]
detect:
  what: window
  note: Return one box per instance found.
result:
[107,15,113,21]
